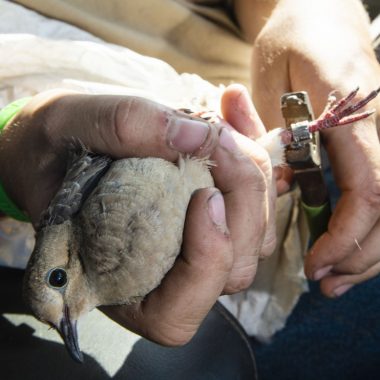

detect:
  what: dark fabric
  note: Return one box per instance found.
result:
[251,277,380,380]
[0,267,257,380]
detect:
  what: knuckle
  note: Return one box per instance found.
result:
[224,264,258,294]
[110,96,170,157]
[199,244,234,275]
[165,335,193,347]
[155,332,194,347]
[149,322,197,347]
[236,157,267,193]
[343,260,368,275]
[260,234,277,258]
[111,97,137,148]
[320,232,353,262]
[31,94,70,140]
[224,276,255,294]
[214,139,271,194]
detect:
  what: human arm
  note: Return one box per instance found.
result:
[0,88,275,344]
[234,0,380,297]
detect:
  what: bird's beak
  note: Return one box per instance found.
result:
[58,305,83,363]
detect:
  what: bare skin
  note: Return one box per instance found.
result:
[235,0,380,297]
[0,87,275,345]
[2,0,379,345]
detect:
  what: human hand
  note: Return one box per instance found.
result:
[0,90,221,225]
[247,0,380,297]
[0,88,275,344]
[104,86,277,345]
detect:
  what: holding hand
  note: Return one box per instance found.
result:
[0,88,275,345]
[247,0,380,297]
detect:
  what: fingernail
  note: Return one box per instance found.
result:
[219,128,238,152]
[333,284,353,297]
[313,265,333,281]
[208,191,228,233]
[167,118,209,153]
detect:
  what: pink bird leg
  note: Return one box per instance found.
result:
[308,87,380,133]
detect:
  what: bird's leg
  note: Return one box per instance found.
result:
[177,87,380,167]
[308,87,380,133]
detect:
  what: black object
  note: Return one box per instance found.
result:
[0,266,257,380]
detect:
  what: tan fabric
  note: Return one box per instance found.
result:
[14,0,252,88]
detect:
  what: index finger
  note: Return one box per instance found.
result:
[221,84,267,139]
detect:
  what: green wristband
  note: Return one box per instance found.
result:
[0,97,32,222]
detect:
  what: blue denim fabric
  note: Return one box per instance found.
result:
[251,277,380,380]
[251,158,380,380]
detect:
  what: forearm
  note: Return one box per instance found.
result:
[242,0,380,296]
[247,0,380,122]
[273,0,375,91]
[235,0,372,45]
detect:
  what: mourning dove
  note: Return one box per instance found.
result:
[23,150,213,362]
[23,88,378,362]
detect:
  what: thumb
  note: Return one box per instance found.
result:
[0,90,220,222]
[221,83,267,138]
[25,90,219,160]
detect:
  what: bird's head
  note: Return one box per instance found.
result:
[23,220,94,363]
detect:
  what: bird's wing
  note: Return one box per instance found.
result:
[77,158,192,303]
[38,150,112,229]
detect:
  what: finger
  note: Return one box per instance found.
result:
[220,84,271,173]
[25,91,219,160]
[101,187,233,345]
[274,166,294,195]
[305,191,378,280]
[319,261,380,298]
[9,91,220,222]
[212,128,275,293]
[221,83,266,138]
[221,85,277,259]
[326,219,380,275]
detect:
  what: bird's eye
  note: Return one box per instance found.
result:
[47,268,68,288]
